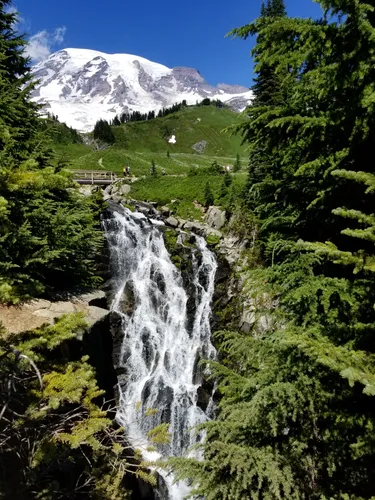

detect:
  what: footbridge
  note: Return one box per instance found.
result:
[72,170,118,185]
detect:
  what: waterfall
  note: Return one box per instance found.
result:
[102,207,217,499]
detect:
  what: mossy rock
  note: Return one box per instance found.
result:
[206,233,221,246]
[163,229,179,254]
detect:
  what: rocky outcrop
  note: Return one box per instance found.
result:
[205,206,226,230]
[0,291,108,334]
[191,140,207,153]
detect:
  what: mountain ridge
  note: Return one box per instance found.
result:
[31,48,253,132]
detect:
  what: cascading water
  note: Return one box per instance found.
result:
[102,207,217,499]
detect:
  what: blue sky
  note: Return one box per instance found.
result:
[13,0,322,87]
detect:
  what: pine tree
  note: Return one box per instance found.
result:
[223,170,232,188]
[150,159,157,176]
[172,0,375,497]
[204,181,214,207]
[112,115,121,126]
[233,153,241,172]
[230,0,287,216]
[0,315,169,498]
[219,179,228,199]
[0,1,103,302]
[93,119,115,144]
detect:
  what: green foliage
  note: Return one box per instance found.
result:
[233,152,241,172]
[93,119,115,144]
[41,116,83,145]
[129,173,246,207]
[0,315,168,498]
[204,181,214,207]
[0,2,103,303]
[150,158,157,176]
[206,233,220,246]
[172,0,375,498]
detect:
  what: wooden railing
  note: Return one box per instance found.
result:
[72,170,118,185]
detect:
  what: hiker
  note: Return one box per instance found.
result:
[123,165,127,177]
[126,166,130,176]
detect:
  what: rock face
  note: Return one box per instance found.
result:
[0,291,108,334]
[31,48,253,131]
[205,206,226,230]
[191,140,207,153]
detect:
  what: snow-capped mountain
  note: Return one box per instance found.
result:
[31,48,253,132]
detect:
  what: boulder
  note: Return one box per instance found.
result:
[205,206,226,230]
[184,221,205,234]
[102,190,112,201]
[85,305,110,326]
[160,206,170,216]
[119,184,131,196]
[78,185,96,197]
[111,194,123,204]
[165,216,179,228]
[0,291,109,334]
[103,184,113,196]
[191,140,207,154]
[137,206,151,216]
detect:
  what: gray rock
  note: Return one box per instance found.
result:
[85,306,109,326]
[48,301,76,314]
[103,184,113,195]
[191,140,207,154]
[184,221,205,233]
[205,206,226,230]
[102,191,112,201]
[166,216,179,228]
[160,206,170,216]
[75,290,106,305]
[119,184,131,196]
[137,206,151,216]
[24,299,52,311]
[78,186,96,197]
[111,194,123,204]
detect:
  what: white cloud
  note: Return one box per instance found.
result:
[54,26,66,44]
[25,26,67,63]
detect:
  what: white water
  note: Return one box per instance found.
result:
[102,208,217,499]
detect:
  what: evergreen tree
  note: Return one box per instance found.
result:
[0,315,169,498]
[93,119,115,144]
[171,0,375,497]
[219,179,228,199]
[223,170,232,188]
[0,1,103,302]
[231,0,287,213]
[204,182,214,207]
[112,115,121,126]
[233,153,241,172]
[150,159,157,176]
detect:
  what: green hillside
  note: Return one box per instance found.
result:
[112,105,247,155]
[49,104,249,218]
[54,105,248,177]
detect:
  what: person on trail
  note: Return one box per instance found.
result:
[126,166,130,176]
[123,165,127,177]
